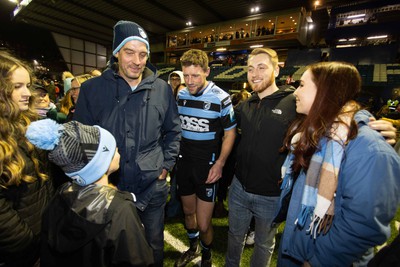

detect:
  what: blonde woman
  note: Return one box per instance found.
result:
[58,90,74,116]
[0,51,53,266]
[68,74,94,120]
[70,74,94,104]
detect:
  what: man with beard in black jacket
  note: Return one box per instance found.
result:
[225,47,296,267]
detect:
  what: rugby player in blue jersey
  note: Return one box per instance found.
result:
[175,49,237,267]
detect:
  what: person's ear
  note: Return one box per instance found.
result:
[274,67,279,77]
[205,67,211,77]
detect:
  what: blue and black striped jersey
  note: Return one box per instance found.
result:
[177,81,236,159]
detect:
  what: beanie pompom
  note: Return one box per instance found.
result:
[26,119,64,150]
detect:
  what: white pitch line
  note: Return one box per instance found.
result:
[164,230,190,252]
[395,220,400,231]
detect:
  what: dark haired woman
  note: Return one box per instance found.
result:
[276,61,400,266]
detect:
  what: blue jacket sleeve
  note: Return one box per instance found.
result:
[309,130,400,266]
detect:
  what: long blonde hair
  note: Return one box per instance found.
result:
[0,51,48,187]
[58,90,74,115]
[72,73,95,85]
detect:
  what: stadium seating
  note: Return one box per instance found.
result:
[158,63,400,87]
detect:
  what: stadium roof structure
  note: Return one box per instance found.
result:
[8,0,355,46]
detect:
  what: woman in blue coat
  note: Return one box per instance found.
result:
[275,61,400,266]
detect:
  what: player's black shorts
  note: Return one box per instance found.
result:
[176,155,218,202]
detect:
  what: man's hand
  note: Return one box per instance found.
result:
[368,117,397,145]
[206,160,224,184]
[158,169,168,180]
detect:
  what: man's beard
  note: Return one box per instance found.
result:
[250,74,274,94]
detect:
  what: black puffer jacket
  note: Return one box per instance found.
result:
[41,183,154,267]
[0,147,53,266]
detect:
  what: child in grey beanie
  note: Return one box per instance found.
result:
[26,119,154,267]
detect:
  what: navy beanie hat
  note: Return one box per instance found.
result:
[112,20,150,56]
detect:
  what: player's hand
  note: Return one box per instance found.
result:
[206,161,223,184]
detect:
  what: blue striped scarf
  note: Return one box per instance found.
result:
[281,121,348,238]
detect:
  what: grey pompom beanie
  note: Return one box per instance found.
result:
[26,119,116,186]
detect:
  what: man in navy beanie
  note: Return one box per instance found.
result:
[74,20,181,266]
